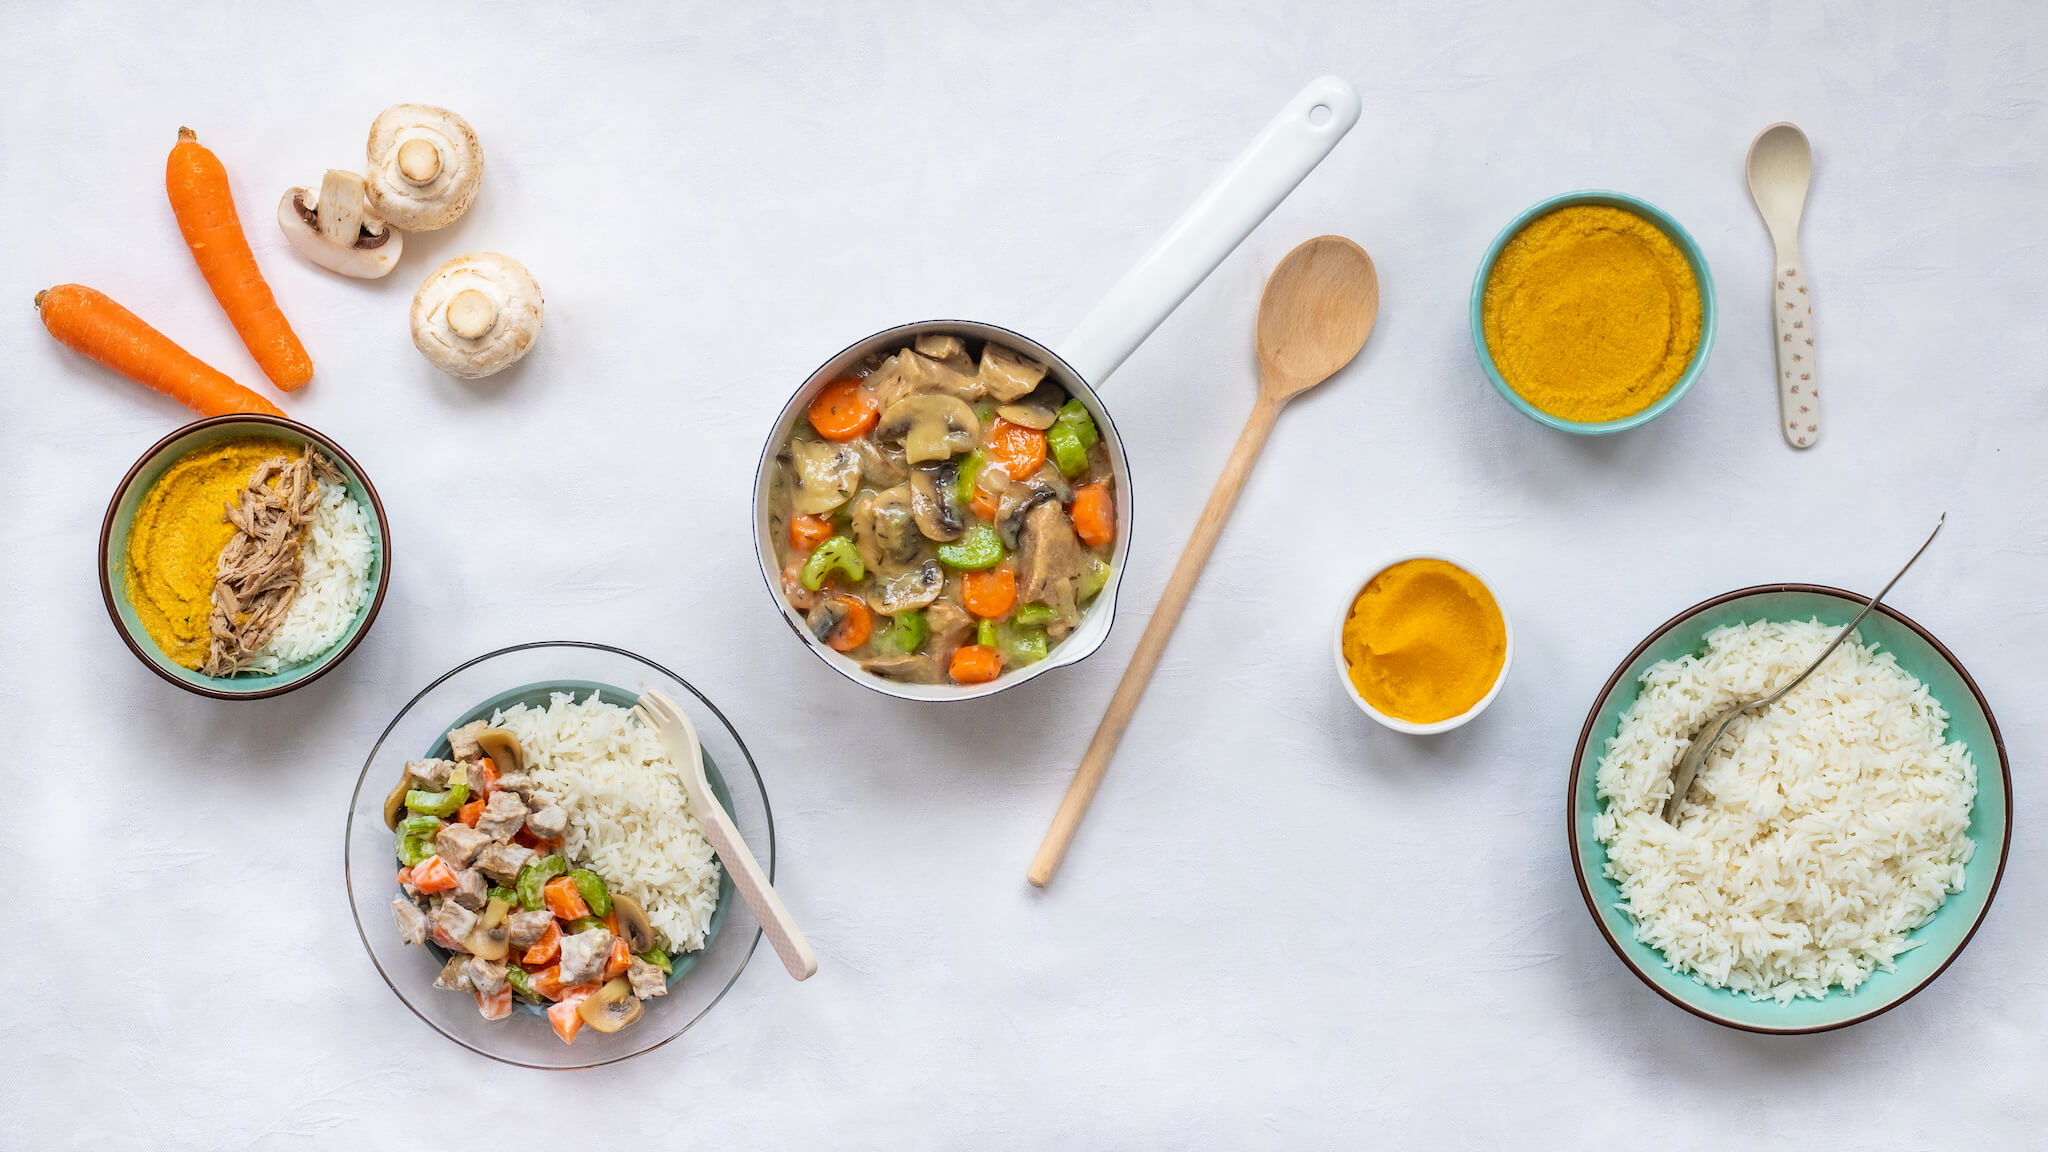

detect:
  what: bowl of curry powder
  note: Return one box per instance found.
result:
[1470,191,1715,433]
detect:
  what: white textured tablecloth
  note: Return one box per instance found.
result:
[4,2,2042,1147]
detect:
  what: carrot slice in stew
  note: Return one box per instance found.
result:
[823,594,872,651]
[949,644,1002,684]
[524,920,563,965]
[1071,483,1115,548]
[472,757,500,795]
[969,483,1001,523]
[985,418,1047,478]
[789,513,835,553]
[529,962,567,1000]
[411,856,457,894]
[604,938,632,981]
[962,568,1017,619]
[543,875,590,921]
[547,991,591,1044]
[457,798,486,827]
[807,378,878,441]
[475,984,513,1021]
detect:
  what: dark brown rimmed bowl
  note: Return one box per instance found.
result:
[1569,584,2011,1033]
[98,414,390,699]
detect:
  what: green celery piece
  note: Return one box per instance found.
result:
[405,779,468,818]
[1080,557,1112,603]
[1003,627,1049,666]
[569,868,612,916]
[638,947,673,974]
[1014,601,1057,628]
[516,855,568,911]
[976,618,999,649]
[1055,399,1100,449]
[1046,423,1088,479]
[488,886,518,906]
[938,525,1003,570]
[887,610,927,654]
[395,815,442,867]
[505,966,543,1003]
[800,536,865,591]
[955,451,986,503]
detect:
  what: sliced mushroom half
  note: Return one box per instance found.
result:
[475,728,525,775]
[277,170,401,279]
[463,898,512,961]
[788,440,861,515]
[410,252,543,379]
[978,343,1049,401]
[382,767,417,830]
[868,559,944,614]
[997,481,1061,550]
[577,976,645,1033]
[995,379,1070,430]
[850,485,921,573]
[365,104,484,231]
[912,332,975,374]
[909,462,966,541]
[877,394,979,464]
[610,894,656,954]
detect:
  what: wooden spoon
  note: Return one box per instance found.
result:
[1027,235,1379,888]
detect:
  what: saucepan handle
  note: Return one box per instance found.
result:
[1056,76,1360,386]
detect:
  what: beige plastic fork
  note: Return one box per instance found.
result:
[635,690,818,980]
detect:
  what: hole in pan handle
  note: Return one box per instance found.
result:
[1055,75,1360,387]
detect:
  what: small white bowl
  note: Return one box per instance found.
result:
[1333,553,1513,734]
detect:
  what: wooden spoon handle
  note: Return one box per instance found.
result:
[1028,394,1283,887]
[1773,252,1818,448]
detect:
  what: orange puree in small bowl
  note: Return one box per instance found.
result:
[1341,559,1506,724]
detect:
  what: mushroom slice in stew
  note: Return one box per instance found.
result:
[789,440,861,515]
[978,343,1049,401]
[851,485,922,573]
[869,560,944,614]
[909,462,966,541]
[877,394,980,464]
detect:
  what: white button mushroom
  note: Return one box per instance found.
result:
[277,169,403,278]
[410,252,543,378]
[365,104,484,232]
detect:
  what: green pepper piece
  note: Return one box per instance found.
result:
[1046,422,1088,479]
[405,766,469,818]
[976,618,999,649]
[1055,399,1100,449]
[800,535,865,591]
[569,868,612,917]
[516,855,568,911]
[955,451,986,503]
[488,886,518,906]
[1080,556,1112,603]
[395,814,442,867]
[1013,601,1058,629]
[938,524,1004,570]
[1002,626,1049,666]
[566,916,608,936]
[638,947,673,974]
[885,610,927,654]
[505,965,544,1003]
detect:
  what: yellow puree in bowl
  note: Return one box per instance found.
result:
[1482,205,1702,422]
[123,437,294,670]
[1342,559,1506,724]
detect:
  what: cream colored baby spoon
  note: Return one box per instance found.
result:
[1747,123,1818,448]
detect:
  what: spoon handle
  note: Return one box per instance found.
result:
[1028,395,1284,887]
[1772,250,1819,448]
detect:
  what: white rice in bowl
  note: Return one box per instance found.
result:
[1593,619,1976,1002]
[488,692,722,955]
[247,477,375,672]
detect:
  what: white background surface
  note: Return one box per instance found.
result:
[3,2,2041,1147]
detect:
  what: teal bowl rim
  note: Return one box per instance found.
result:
[1469,189,1718,435]
[96,413,391,700]
[1567,584,2013,1033]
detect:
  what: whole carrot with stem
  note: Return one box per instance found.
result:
[35,284,284,418]
[166,127,313,391]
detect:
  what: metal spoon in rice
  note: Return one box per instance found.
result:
[634,690,817,980]
[1661,514,1946,824]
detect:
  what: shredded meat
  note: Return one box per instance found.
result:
[201,447,342,677]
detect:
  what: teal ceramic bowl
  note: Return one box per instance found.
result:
[1471,190,1717,434]
[1569,585,2011,1033]
[98,414,390,699]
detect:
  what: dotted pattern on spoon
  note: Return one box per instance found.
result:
[1776,264,1818,448]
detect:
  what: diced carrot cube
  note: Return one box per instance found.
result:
[474,757,500,794]
[523,920,562,966]
[543,875,589,920]
[412,855,457,894]
[547,994,587,1044]
[475,984,512,1021]
[529,964,566,1000]
[457,798,486,827]
[603,938,630,981]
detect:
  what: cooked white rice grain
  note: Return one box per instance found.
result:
[489,692,721,954]
[248,480,374,672]
[1594,619,1976,1002]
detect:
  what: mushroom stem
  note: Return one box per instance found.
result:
[315,170,368,247]
[397,138,441,184]
[446,288,497,339]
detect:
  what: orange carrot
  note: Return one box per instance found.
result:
[457,798,486,828]
[823,594,871,652]
[949,644,1002,684]
[524,920,563,966]
[396,866,414,889]
[1071,483,1115,548]
[985,418,1047,479]
[603,938,631,981]
[529,962,567,1000]
[807,378,878,441]
[35,285,284,417]
[475,984,513,1021]
[165,127,312,390]
[962,568,1017,619]
[547,992,591,1044]
[969,483,1000,523]
[411,855,457,894]
[543,875,589,921]
[789,513,835,553]
[472,758,500,795]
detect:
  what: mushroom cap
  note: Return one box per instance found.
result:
[276,172,402,279]
[366,104,484,232]
[410,252,543,379]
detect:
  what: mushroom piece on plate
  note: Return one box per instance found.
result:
[365,104,484,232]
[877,394,979,464]
[410,252,544,379]
[277,169,401,278]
